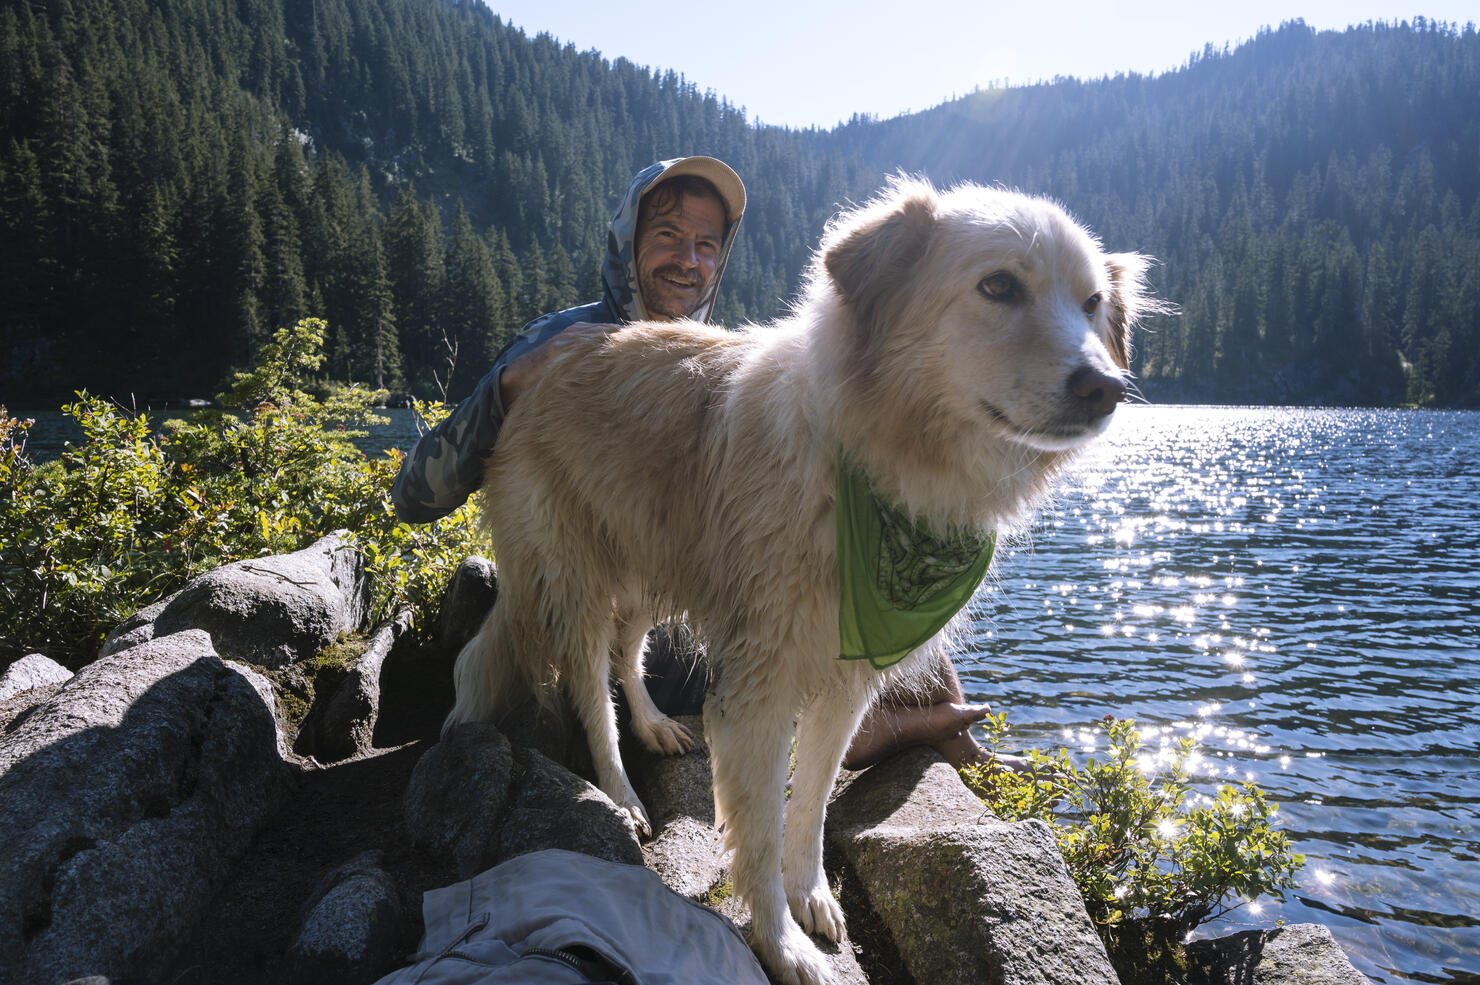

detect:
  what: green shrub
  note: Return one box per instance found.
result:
[962,714,1304,982]
[0,318,481,668]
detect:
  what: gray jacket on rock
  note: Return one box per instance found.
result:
[369,849,767,985]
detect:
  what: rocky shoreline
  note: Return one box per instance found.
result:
[0,536,1371,985]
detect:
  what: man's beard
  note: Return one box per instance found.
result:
[642,264,707,319]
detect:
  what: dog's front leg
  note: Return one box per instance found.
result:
[784,685,871,942]
[707,692,832,985]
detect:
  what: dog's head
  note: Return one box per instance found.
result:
[820,176,1159,454]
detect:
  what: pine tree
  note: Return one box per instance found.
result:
[260,173,308,336]
[129,184,179,385]
[1401,226,1452,404]
[384,185,446,392]
[1360,242,1404,400]
[325,167,400,388]
[443,202,508,395]
[0,139,53,397]
[220,144,268,368]
[487,226,525,329]
[544,242,577,314]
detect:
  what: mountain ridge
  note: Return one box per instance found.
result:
[1,2,1475,405]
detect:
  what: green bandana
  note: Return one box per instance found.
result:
[836,451,996,669]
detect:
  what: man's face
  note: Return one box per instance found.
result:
[634,189,726,320]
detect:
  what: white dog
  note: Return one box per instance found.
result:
[445,177,1156,985]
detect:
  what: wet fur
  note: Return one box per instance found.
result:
[445,177,1156,985]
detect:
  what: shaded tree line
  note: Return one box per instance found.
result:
[0,0,866,402]
[1,1,1476,406]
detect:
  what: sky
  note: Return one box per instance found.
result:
[482,1,1477,129]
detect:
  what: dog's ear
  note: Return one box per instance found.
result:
[1102,252,1161,370]
[824,187,937,343]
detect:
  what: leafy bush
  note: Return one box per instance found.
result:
[0,318,481,668]
[962,714,1304,982]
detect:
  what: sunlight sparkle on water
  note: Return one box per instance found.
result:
[960,406,1480,983]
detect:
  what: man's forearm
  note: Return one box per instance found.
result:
[390,367,506,523]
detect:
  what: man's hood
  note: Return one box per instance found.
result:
[601,157,746,324]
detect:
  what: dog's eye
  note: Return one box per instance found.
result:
[1083,292,1102,316]
[978,272,1019,302]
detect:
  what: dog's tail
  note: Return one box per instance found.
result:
[442,603,535,737]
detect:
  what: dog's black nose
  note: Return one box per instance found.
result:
[1068,366,1127,420]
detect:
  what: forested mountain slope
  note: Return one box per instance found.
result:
[840,20,1480,403]
[1,0,1475,405]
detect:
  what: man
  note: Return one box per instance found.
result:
[391,156,998,770]
[392,156,744,524]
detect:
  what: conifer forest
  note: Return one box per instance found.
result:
[2,0,1477,406]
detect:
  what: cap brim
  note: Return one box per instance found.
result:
[650,156,747,225]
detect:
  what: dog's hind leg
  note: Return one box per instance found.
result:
[613,602,695,756]
[707,682,832,985]
[784,682,872,942]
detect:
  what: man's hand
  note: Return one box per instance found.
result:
[498,322,616,411]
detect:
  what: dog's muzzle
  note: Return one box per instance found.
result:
[1067,366,1127,422]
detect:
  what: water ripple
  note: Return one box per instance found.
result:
[962,406,1480,984]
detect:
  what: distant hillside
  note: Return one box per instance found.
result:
[1,1,1475,405]
[838,20,1480,404]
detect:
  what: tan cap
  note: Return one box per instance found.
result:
[648,156,747,225]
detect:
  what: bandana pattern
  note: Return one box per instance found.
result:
[874,494,995,609]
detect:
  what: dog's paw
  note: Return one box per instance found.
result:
[633,713,695,756]
[751,923,832,985]
[788,882,847,942]
[614,794,653,839]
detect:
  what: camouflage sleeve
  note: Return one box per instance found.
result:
[389,363,507,523]
[389,311,596,524]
